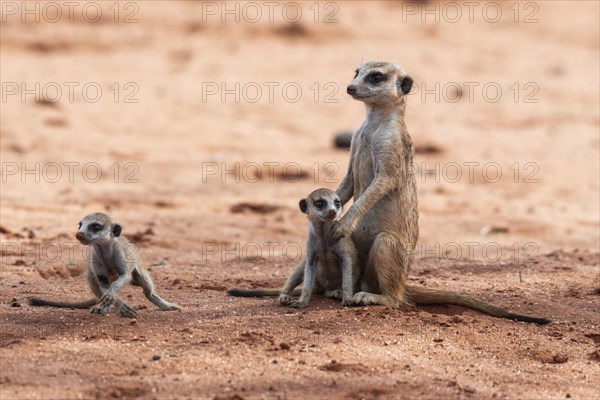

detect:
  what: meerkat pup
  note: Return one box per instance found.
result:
[227,189,358,308]
[28,213,181,318]
[282,188,358,308]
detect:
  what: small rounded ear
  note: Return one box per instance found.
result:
[299,199,308,213]
[398,76,413,95]
[112,224,122,237]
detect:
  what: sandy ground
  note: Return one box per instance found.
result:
[1,1,599,399]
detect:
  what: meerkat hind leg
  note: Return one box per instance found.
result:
[132,268,181,311]
[352,232,409,308]
[278,261,305,306]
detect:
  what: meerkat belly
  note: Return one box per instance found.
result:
[315,252,343,290]
[91,252,120,283]
[352,153,375,196]
[92,268,119,285]
[353,188,416,261]
[106,272,120,284]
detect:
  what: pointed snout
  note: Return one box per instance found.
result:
[347,85,357,95]
[328,209,337,218]
[75,232,85,241]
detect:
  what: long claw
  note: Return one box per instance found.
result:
[91,307,108,315]
[279,295,293,305]
[118,308,137,318]
[117,303,137,318]
[290,300,307,309]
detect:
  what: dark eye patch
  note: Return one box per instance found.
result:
[314,199,325,209]
[90,223,103,232]
[334,200,341,208]
[366,72,386,84]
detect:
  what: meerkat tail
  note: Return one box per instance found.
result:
[405,285,550,325]
[27,297,98,309]
[226,288,302,297]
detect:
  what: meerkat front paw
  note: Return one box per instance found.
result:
[91,306,109,315]
[341,290,354,306]
[341,298,353,307]
[98,291,115,309]
[278,294,294,305]
[116,304,137,318]
[290,299,308,309]
[329,219,355,245]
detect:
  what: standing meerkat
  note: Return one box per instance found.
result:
[229,62,549,325]
[28,213,181,318]
[330,61,549,324]
[228,188,359,308]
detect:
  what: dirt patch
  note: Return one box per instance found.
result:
[319,360,370,373]
[36,264,85,280]
[230,203,281,214]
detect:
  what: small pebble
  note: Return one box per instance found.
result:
[333,132,353,149]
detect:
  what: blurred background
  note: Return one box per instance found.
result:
[1,0,598,277]
[1,2,599,398]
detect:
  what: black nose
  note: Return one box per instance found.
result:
[347,85,357,94]
[75,232,85,241]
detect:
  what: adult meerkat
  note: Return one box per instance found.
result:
[228,189,358,308]
[230,62,549,324]
[28,213,181,318]
[330,61,549,324]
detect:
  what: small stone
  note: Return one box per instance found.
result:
[152,355,161,361]
[551,354,569,364]
[480,225,509,236]
[333,132,353,149]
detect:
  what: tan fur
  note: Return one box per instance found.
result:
[333,61,549,324]
[332,61,418,308]
[28,213,181,318]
